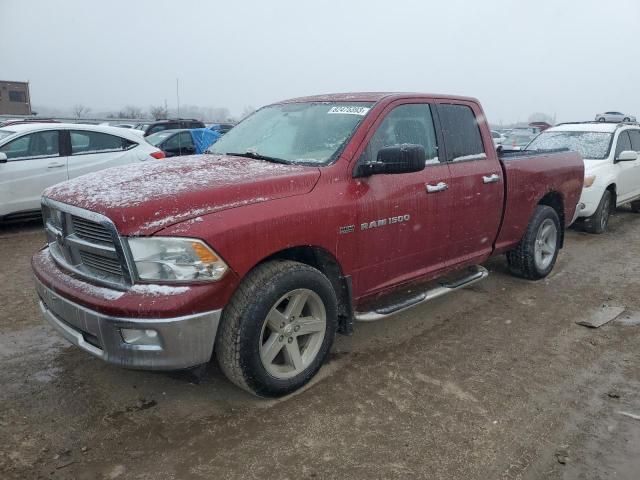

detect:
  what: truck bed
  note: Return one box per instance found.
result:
[493,149,584,255]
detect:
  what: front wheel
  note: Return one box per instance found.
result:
[598,117,606,122]
[623,117,630,122]
[507,205,561,280]
[215,260,337,397]
[583,190,612,234]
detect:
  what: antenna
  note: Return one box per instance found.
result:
[176,78,180,117]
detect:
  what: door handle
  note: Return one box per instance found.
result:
[426,182,449,193]
[47,162,65,169]
[482,174,500,184]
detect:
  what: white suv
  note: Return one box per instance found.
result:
[526,122,640,233]
[0,123,165,221]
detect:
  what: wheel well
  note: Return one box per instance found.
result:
[538,191,565,247]
[606,184,617,210]
[260,246,353,335]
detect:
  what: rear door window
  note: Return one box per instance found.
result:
[70,130,133,155]
[438,104,485,162]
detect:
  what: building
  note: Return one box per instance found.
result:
[0,80,32,115]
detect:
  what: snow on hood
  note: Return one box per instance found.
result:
[44,155,321,235]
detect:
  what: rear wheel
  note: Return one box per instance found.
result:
[623,117,630,122]
[215,260,337,397]
[598,117,606,122]
[583,190,612,234]
[507,205,561,280]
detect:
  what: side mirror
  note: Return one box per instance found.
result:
[616,150,638,162]
[0,152,7,163]
[355,144,426,177]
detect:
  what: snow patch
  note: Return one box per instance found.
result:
[130,284,190,296]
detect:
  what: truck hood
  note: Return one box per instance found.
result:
[44,155,321,235]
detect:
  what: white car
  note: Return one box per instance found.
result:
[526,122,640,233]
[491,130,506,147]
[0,123,165,221]
[595,111,636,123]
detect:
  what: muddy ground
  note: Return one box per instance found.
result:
[1,210,639,480]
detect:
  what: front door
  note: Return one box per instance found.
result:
[349,102,453,296]
[435,102,504,266]
[0,129,67,216]
[616,130,640,202]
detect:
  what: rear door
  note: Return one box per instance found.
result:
[615,130,640,202]
[0,129,66,216]
[349,102,453,295]
[66,129,139,179]
[435,102,504,266]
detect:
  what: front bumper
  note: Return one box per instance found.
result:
[36,277,221,370]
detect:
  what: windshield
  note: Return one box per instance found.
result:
[0,129,16,141]
[526,130,613,159]
[207,102,373,165]
[146,131,177,147]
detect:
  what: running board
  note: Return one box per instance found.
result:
[354,265,489,322]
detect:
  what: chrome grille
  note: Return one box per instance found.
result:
[42,200,131,289]
[79,251,124,277]
[72,216,114,244]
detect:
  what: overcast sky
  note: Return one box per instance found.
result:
[2,0,639,123]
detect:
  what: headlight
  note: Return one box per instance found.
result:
[583,175,596,188]
[126,237,228,283]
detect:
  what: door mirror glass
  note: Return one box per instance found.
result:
[0,151,7,163]
[616,150,638,162]
[357,144,426,177]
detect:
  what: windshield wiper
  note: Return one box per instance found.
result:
[225,151,291,164]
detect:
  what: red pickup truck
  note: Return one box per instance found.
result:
[33,93,584,397]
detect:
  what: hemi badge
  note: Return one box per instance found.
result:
[339,225,355,234]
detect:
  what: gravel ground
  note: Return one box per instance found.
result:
[1,210,639,480]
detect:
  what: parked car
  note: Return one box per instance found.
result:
[135,119,206,137]
[502,130,538,150]
[595,112,636,123]
[146,128,221,157]
[0,123,165,222]
[32,92,583,397]
[491,130,506,147]
[529,121,552,132]
[111,123,136,129]
[526,122,640,232]
[208,123,235,135]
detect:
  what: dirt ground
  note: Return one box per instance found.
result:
[1,210,640,480]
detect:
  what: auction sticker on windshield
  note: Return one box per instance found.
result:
[327,106,370,116]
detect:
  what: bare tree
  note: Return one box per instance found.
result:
[73,104,91,118]
[117,105,144,119]
[149,105,168,120]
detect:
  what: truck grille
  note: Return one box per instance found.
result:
[72,216,114,244]
[42,201,131,289]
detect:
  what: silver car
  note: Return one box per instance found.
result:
[595,111,636,122]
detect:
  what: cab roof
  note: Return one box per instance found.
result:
[275,92,479,105]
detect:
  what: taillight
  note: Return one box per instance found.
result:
[150,150,165,160]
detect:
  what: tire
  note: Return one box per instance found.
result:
[583,190,612,234]
[506,205,561,280]
[623,117,630,122]
[631,200,640,213]
[598,117,606,122]
[215,260,337,397]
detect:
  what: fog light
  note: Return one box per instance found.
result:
[120,328,160,346]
